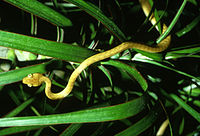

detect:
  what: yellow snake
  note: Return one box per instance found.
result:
[22,0,171,100]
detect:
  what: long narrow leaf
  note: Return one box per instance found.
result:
[60,124,83,136]
[0,60,52,85]
[0,95,148,127]
[0,30,96,62]
[134,57,200,82]
[156,0,187,43]
[176,15,200,37]
[101,60,148,91]
[5,98,35,117]
[0,126,47,136]
[4,0,72,27]
[116,106,160,136]
[170,94,200,123]
[64,0,126,41]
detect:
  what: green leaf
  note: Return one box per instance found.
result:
[101,60,148,91]
[60,124,83,136]
[98,65,113,87]
[64,0,126,41]
[176,15,200,37]
[0,30,96,62]
[156,0,187,43]
[167,45,200,54]
[179,117,185,135]
[170,94,200,123]
[134,49,164,62]
[0,126,47,136]
[0,95,148,127]
[0,60,60,86]
[116,106,160,136]
[134,57,200,82]
[5,98,35,117]
[4,0,72,27]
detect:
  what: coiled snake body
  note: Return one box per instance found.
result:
[22,0,171,100]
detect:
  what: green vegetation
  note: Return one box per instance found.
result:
[0,0,199,135]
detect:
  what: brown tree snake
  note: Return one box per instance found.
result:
[22,0,171,100]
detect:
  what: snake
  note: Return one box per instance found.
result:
[22,0,171,100]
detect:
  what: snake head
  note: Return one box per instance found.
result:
[22,73,43,87]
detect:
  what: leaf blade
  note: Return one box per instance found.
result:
[101,60,148,91]
[0,95,148,127]
[64,0,126,41]
[4,0,72,27]
[0,30,96,62]
[170,94,200,123]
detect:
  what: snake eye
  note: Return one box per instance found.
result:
[27,84,32,87]
[28,74,33,78]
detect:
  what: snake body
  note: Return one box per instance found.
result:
[22,0,171,100]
